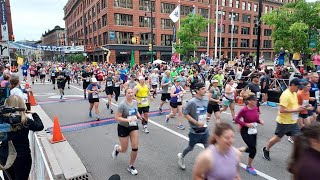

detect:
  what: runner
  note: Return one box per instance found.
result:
[105,71,114,114]
[95,66,105,86]
[133,76,152,134]
[81,66,93,99]
[149,69,159,98]
[207,80,222,124]
[112,88,143,175]
[50,66,57,90]
[29,65,36,84]
[188,71,202,96]
[113,73,122,105]
[57,67,66,99]
[39,66,46,84]
[21,64,28,82]
[220,79,236,122]
[235,92,264,175]
[64,66,71,89]
[124,74,137,89]
[245,73,262,111]
[297,82,314,129]
[263,78,305,161]
[213,70,224,91]
[177,82,209,170]
[87,78,102,120]
[165,77,186,130]
[192,123,241,179]
[159,70,171,114]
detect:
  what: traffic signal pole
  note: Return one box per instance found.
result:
[150,0,154,63]
[256,0,263,69]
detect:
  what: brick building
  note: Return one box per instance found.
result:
[41,26,66,61]
[64,0,291,64]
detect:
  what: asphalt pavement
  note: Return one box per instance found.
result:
[29,79,293,180]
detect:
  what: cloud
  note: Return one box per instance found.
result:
[10,0,68,41]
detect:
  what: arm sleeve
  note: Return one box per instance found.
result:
[235,108,246,127]
[27,113,44,131]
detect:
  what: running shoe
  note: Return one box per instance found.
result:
[96,115,100,121]
[53,87,55,90]
[177,125,185,130]
[60,95,63,99]
[68,86,70,89]
[165,115,169,123]
[127,165,138,175]
[143,126,149,134]
[110,109,114,114]
[262,147,270,161]
[159,107,162,114]
[106,103,110,109]
[288,137,294,144]
[111,144,120,159]
[177,153,186,170]
[89,111,92,118]
[246,166,257,175]
[84,95,86,99]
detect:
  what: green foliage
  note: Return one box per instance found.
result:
[262,0,320,54]
[65,53,85,63]
[175,14,212,62]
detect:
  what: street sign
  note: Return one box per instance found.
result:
[109,31,115,41]
[0,42,9,57]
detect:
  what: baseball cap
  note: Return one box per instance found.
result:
[194,82,205,90]
[290,78,303,88]
[212,79,219,83]
[91,78,98,83]
[138,76,145,80]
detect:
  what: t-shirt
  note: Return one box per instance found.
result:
[82,71,93,83]
[246,82,261,99]
[209,87,221,105]
[276,89,299,124]
[117,100,138,128]
[214,74,224,87]
[87,84,101,99]
[260,75,270,91]
[235,106,260,127]
[150,73,159,85]
[297,90,310,114]
[161,75,170,93]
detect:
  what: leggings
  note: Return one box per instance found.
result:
[240,127,257,159]
[3,154,32,180]
[65,76,71,85]
[113,87,120,102]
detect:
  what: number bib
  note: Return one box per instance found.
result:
[256,92,261,99]
[86,77,90,82]
[248,123,258,135]
[93,91,99,98]
[114,82,120,87]
[128,109,138,126]
[141,98,148,106]
[302,100,309,107]
[51,72,55,76]
[107,81,112,87]
[316,90,319,103]
[177,94,182,102]
[292,112,299,121]
[23,70,27,73]
[197,107,207,127]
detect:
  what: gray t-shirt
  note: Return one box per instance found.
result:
[161,75,170,93]
[117,100,138,127]
[209,87,221,105]
[128,81,137,89]
[183,96,209,134]
[179,76,187,87]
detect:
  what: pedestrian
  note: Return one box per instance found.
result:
[263,78,305,161]
[82,66,93,99]
[50,66,57,90]
[235,92,264,175]
[87,78,102,120]
[112,88,143,175]
[177,82,209,170]
[0,95,44,180]
[192,123,241,180]
[57,67,66,99]
[105,71,114,114]
[220,79,236,122]
[159,70,171,114]
[207,79,222,123]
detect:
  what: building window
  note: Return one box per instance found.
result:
[92,6,96,17]
[181,5,193,15]
[115,31,133,44]
[265,6,268,13]
[98,19,101,29]
[198,37,208,47]
[97,2,100,14]
[242,2,246,10]
[114,14,133,26]
[236,0,239,8]
[139,16,155,28]
[218,24,225,33]
[102,0,107,9]
[228,25,239,34]
[264,29,272,36]
[103,32,108,44]
[242,14,251,23]
[240,39,250,47]
[161,34,173,46]
[229,0,233,7]
[93,22,97,31]
[241,27,250,35]
[228,38,238,47]
[253,16,258,24]
[254,4,257,12]
[94,36,97,45]
[140,33,155,45]
[270,6,273,11]
[217,37,225,47]
[252,39,258,48]
[218,10,226,20]
[253,27,258,35]
[222,0,226,6]
[161,19,174,29]
[102,15,107,26]
[161,2,175,14]
[263,40,272,48]
[98,35,102,45]
[247,3,251,11]
[198,8,209,18]
[228,12,239,21]
[114,0,133,9]
[139,0,155,11]
[88,10,91,20]
[89,24,92,33]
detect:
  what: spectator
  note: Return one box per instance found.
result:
[9,75,28,102]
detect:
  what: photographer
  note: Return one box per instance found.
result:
[9,75,28,102]
[0,95,44,180]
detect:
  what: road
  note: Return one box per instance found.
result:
[30,80,293,180]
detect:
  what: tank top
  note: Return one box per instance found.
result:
[224,84,235,100]
[136,83,149,108]
[170,85,182,103]
[105,76,113,88]
[206,145,238,180]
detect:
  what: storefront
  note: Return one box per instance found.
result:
[116,51,131,64]
[160,51,172,63]
[139,51,156,64]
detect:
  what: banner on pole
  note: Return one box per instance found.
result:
[0,42,9,57]
[0,0,8,41]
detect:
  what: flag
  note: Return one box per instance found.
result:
[130,50,135,69]
[169,6,180,23]
[17,57,23,65]
[231,13,234,29]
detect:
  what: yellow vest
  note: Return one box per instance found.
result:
[136,83,149,107]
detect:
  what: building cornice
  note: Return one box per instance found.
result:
[64,0,81,20]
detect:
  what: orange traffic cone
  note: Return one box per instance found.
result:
[50,116,66,144]
[238,97,244,106]
[28,91,37,106]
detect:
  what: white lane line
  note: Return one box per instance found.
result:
[70,85,277,180]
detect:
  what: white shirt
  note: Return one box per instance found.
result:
[150,73,159,85]
[10,87,28,102]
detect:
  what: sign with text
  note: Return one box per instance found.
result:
[0,42,9,57]
[0,0,8,41]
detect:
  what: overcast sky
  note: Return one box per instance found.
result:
[10,0,318,41]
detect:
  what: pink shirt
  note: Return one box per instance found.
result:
[235,106,260,127]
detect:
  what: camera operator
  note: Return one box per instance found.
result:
[9,75,28,102]
[0,95,44,180]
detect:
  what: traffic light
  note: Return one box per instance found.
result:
[131,36,137,44]
[148,43,152,52]
[136,36,140,44]
[9,35,15,42]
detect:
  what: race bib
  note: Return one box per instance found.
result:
[250,63,253,66]
[128,109,138,126]
[198,114,207,128]
[141,98,148,106]
[292,112,299,121]
[177,94,182,102]
[51,72,55,76]
[86,77,90,82]
[256,92,261,99]
[93,92,99,98]
[107,81,112,87]
[248,123,258,135]
[23,70,27,73]
[115,82,120,87]
[316,90,319,103]
[302,100,309,107]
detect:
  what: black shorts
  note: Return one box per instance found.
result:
[105,87,113,95]
[83,82,90,89]
[66,76,70,81]
[138,106,150,114]
[117,124,139,137]
[207,104,220,114]
[51,77,56,84]
[299,114,309,119]
[152,85,157,89]
[161,93,171,101]
[40,74,45,79]
[261,89,268,93]
[57,82,65,89]
[170,102,182,108]
[274,122,300,138]
[89,98,99,103]
[30,74,35,77]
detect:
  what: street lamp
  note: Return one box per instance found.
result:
[256,0,263,69]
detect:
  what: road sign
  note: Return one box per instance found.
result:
[0,42,9,57]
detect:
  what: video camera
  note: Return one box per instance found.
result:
[0,105,26,141]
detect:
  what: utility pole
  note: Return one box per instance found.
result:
[150,0,154,63]
[256,0,263,69]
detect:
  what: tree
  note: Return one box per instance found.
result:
[65,53,85,63]
[175,14,212,62]
[262,0,320,54]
